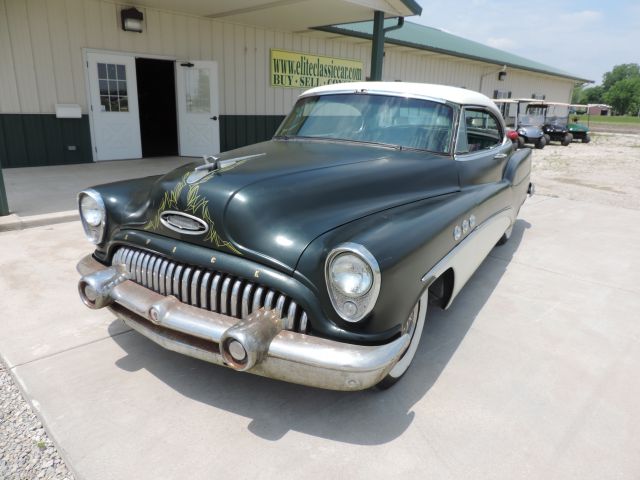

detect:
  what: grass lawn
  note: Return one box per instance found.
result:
[574,115,640,125]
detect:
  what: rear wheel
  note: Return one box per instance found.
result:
[582,134,591,144]
[561,133,573,146]
[535,136,546,149]
[376,291,428,389]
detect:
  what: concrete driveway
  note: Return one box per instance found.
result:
[1,195,639,479]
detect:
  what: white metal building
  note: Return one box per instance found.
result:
[0,0,588,171]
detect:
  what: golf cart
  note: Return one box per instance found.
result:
[494,99,546,149]
[568,104,591,143]
[526,101,573,146]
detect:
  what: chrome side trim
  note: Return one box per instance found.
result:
[421,208,513,308]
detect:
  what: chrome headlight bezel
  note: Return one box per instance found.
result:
[325,243,381,323]
[78,189,106,244]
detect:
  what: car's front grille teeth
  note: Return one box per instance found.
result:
[111,246,308,333]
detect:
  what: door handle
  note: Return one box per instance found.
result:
[493,153,508,159]
[210,116,218,121]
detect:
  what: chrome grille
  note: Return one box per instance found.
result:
[112,246,308,333]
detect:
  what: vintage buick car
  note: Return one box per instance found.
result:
[77,82,533,391]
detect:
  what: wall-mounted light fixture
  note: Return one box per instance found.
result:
[121,7,143,33]
[498,70,507,81]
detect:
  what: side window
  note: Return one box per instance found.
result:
[456,109,503,154]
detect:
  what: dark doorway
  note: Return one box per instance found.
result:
[136,58,178,157]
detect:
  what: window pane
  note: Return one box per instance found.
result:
[464,109,502,151]
[100,96,110,112]
[110,96,120,112]
[185,68,211,113]
[116,64,126,81]
[119,97,128,112]
[99,80,108,96]
[108,80,118,96]
[97,63,107,79]
[107,63,116,79]
[118,80,127,96]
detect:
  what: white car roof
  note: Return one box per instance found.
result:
[301,82,499,111]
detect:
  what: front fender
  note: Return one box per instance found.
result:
[295,186,509,339]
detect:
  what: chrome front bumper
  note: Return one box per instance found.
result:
[77,255,410,391]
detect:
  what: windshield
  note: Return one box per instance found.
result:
[525,104,569,126]
[275,93,454,154]
[518,106,545,127]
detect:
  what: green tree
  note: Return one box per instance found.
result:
[571,85,584,104]
[581,85,604,104]
[603,77,640,115]
[602,63,640,91]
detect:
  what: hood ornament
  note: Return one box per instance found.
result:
[187,153,266,184]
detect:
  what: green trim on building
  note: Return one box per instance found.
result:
[315,20,592,83]
[0,114,93,168]
[0,114,284,168]
[219,115,285,152]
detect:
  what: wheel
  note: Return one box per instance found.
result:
[534,136,546,149]
[496,225,513,246]
[517,136,525,149]
[582,134,591,144]
[376,291,428,389]
[561,133,573,146]
[544,134,551,144]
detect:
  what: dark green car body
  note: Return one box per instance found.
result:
[77,83,533,389]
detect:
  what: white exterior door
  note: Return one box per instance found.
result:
[176,61,220,157]
[87,52,142,161]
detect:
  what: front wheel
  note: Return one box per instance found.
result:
[376,291,428,389]
[517,136,525,149]
[535,136,546,149]
[561,133,573,146]
[582,134,591,144]
[544,134,551,144]
[496,225,513,246]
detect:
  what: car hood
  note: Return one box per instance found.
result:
[135,140,459,272]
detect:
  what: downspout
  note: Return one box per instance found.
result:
[0,168,8,216]
[369,13,404,81]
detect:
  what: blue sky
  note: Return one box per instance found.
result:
[412,0,640,84]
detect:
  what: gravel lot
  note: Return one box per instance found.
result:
[0,362,74,480]
[532,131,640,210]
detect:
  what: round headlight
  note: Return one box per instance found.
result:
[80,194,103,227]
[78,189,106,244]
[330,253,373,297]
[325,243,381,323]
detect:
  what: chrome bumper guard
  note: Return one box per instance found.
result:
[77,255,410,391]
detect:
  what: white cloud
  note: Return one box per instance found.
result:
[486,37,517,50]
